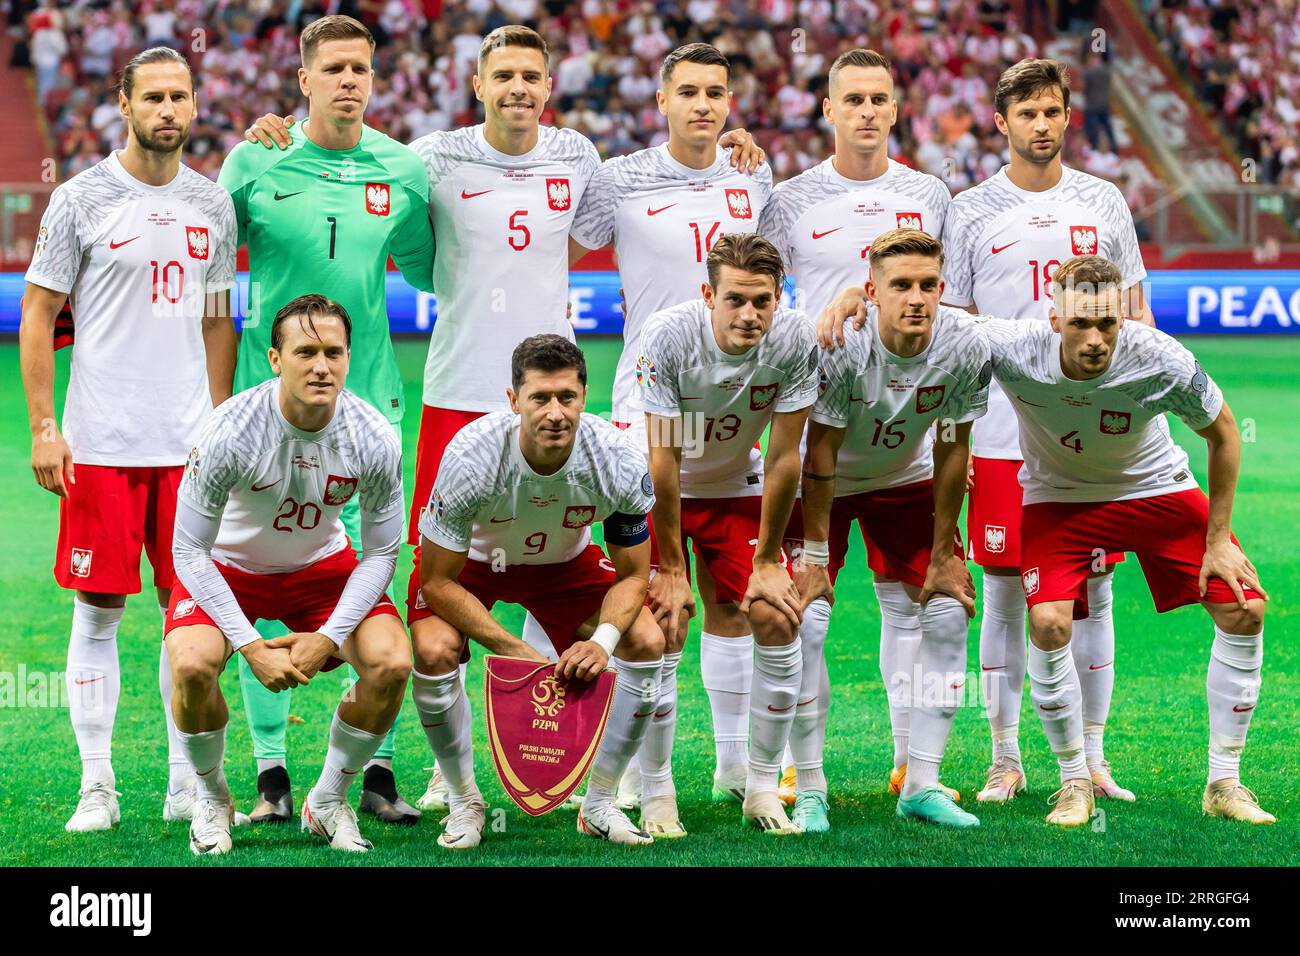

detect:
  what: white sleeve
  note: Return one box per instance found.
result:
[570,159,618,250]
[206,194,238,293]
[25,185,83,295]
[171,498,261,651]
[317,507,402,646]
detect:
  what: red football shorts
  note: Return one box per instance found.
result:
[55,464,182,594]
[967,456,1123,571]
[406,544,615,657]
[409,405,485,545]
[827,480,962,588]
[164,545,400,670]
[679,496,789,604]
[1019,488,1260,617]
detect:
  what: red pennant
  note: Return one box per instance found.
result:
[483,656,616,816]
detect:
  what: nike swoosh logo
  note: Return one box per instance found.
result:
[421,720,447,728]
[646,204,677,216]
[812,228,843,239]
[1088,661,1113,671]
[109,237,139,249]
[981,665,1005,671]
[679,395,703,401]
[767,703,796,713]
[654,705,674,719]
[274,191,304,201]
[251,479,282,492]
[74,676,104,685]
[1039,703,1066,711]
[461,189,493,199]
[796,696,818,707]
[1233,704,1256,713]
[1015,396,1047,408]
[991,241,1020,254]
[632,710,655,719]
[582,815,610,838]
[489,516,516,523]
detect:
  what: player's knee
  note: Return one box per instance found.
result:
[1028,606,1072,650]
[369,653,411,693]
[411,621,462,674]
[171,646,219,696]
[618,610,665,661]
[1213,600,1265,635]
[747,599,795,643]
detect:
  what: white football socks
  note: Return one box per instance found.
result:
[700,632,752,777]
[874,581,921,769]
[313,714,385,803]
[979,573,1026,766]
[158,630,195,793]
[67,598,124,788]
[520,611,555,659]
[640,650,681,800]
[747,639,803,795]
[790,599,831,794]
[412,669,478,808]
[903,596,969,798]
[1027,641,1087,783]
[1072,574,1115,768]
[1206,626,1263,784]
[179,726,229,801]
[587,658,662,806]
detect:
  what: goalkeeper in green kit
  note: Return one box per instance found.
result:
[216,15,434,824]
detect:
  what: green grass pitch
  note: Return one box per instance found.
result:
[0,336,1296,867]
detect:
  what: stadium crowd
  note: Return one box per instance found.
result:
[9,0,1142,200]
[1149,0,1300,191]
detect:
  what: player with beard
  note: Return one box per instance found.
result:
[20,47,238,831]
[819,59,1151,806]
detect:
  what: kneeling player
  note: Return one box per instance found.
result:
[639,232,818,835]
[166,296,410,854]
[985,256,1272,826]
[409,335,664,849]
[798,229,990,830]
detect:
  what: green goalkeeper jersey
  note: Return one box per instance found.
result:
[219,121,435,423]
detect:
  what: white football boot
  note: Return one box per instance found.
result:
[65,782,121,833]
[577,800,653,846]
[301,791,373,852]
[189,795,236,855]
[438,793,488,850]
[416,767,449,813]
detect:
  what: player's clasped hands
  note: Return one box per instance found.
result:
[240,639,310,692]
[1199,539,1268,609]
[741,561,803,630]
[30,430,75,497]
[555,640,609,682]
[265,631,338,681]
[919,552,978,618]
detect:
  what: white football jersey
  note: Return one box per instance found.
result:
[983,319,1221,505]
[637,299,819,498]
[179,380,404,574]
[570,144,773,423]
[419,412,654,565]
[759,157,950,322]
[812,306,991,495]
[412,125,600,413]
[941,165,1146,459]
[25,152,237,466]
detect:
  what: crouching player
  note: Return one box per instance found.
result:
[984,255,1272,826]
[798,229,990,830]
[165,295,410,855]
[409,334,665,849]
[639,232,819,836]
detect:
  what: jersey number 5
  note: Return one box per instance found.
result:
[509,210,531,251]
